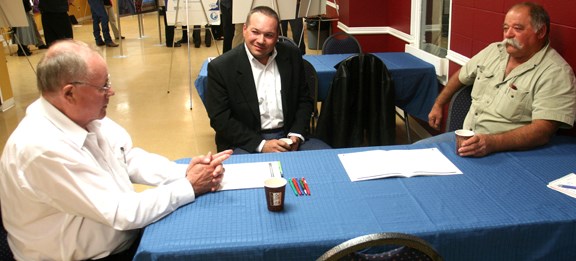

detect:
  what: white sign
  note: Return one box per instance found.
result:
[166,0,220,26]
[232,0,297,24]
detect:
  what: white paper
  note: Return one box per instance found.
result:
[338,148,463,182]
[548,173,576,198]
[298,0,327,17]
[179,161,283,191]
[232,0,298,24]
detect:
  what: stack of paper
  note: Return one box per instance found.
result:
[179,161,282,191]
[338,148,463,182]
[548,173,576,198]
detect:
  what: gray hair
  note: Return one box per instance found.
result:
[36,40,102,93]
[511,2,550,40]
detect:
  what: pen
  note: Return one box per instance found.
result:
[268,162,274,177]
[278,162,284,177]
[120,147,127,164]
[288,178,299,196]
[299,178,308,195]
[559,184,576,190]
[302,177,311,196]
[292,178,303,196]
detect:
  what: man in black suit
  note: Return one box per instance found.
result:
[205,6,330,154]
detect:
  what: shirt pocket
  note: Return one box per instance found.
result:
[470,67,493,100]
[495,83,530,121]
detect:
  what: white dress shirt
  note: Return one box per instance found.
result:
[244,45,305,152]
[245,45,283,130]
[0,97,195,260]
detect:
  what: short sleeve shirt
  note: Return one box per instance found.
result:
[459,42,576,134]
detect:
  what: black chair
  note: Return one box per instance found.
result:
[278,35,298,47]
[316,232,443,261]
[316,53,396,148]
[1,204,14,261]
[321,32,362,55]
[302,59,319,134]
[445,85,472,132]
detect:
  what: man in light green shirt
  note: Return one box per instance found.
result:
[427,2,576,157]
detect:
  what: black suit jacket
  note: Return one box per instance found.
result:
[205,42,313,152]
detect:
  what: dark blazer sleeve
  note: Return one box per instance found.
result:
[206,45,263,152]
[275,42,314,137]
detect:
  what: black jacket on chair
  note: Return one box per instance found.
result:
[316,53,396,148]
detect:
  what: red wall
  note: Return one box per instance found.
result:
[333,0,576,72]
[451,0,576,71]
[332,0,410,53]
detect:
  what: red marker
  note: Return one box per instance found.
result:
[292,178,302,196]
[302,177,311,196]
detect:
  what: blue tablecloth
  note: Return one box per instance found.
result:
[135,136,576,261]
[194,52,438,121]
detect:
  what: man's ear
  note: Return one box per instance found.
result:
[537,26,547,40]
[62,84,75,101]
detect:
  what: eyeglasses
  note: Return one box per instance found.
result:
[69,75,112,91]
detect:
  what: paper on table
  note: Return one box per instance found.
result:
[547,173,576,198]
[178,161,283,191]
[338,148,463,182]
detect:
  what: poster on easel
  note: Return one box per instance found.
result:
[166,0,220,26]
[0,0,28,27]
[232,0,297,24]
[298,0,327,17]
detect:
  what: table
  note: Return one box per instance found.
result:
[134,136,576,261]
[194,52,438,121]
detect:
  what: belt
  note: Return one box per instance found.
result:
[260,127,284,134]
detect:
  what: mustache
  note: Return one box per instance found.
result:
[503,38,522,49]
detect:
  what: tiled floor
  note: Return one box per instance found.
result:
[1,13,423,162]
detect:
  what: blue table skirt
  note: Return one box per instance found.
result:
[135,136,576,261]
[195,52,438,121]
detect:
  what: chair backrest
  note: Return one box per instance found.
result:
[321,32,362,55]
[316,53,395,148]
[278,35,298,48]
[445,85,472,132]
[302,59,319,134]
[1,203,14,260]
[316,232,443,261]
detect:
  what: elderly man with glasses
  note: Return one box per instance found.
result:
[0,40,232,260]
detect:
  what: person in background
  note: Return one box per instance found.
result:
[14,0,43,56]
[280,0,305,55]
[104,0,125,40]
[220,0,234,52]
[37,0,73,46]
[205,6,331,154]
[87,0,119,47]
[30,1,48,50]
[0,40,232,260]
[424,1,576,157]
[177,25,211,48]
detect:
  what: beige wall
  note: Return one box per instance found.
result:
[0,47,14,109]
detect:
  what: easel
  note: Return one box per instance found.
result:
[0,4,35,73]
[299,0,338,54]
[165,0,220,109]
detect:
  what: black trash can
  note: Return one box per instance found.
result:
[306,18,330,50]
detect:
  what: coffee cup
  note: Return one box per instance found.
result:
[264,177,287,212]
[455,129,474,153]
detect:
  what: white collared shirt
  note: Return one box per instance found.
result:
[0,97,194,260]
[244,44,284,130]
